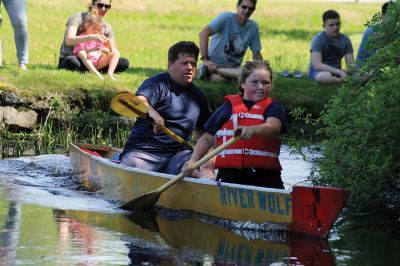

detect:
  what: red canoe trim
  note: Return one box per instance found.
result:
[289,186,350,238]
[80,147,102,157]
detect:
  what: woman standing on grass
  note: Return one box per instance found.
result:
[58,0,129,74]
[0,0,28,70]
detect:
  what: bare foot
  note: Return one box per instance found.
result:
[108,74,117,81]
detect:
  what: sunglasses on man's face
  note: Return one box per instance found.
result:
[95,2,111,10]
[240,5,255,12]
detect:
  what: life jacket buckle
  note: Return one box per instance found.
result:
[244,148,254,155]
[238,112,247,118]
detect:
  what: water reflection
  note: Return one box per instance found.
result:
[1,152,398,265]
[56,210,99,261]
[329,210,400,266]
[0,149,333,265]
[0,202,21,266]
[61,209,335,265]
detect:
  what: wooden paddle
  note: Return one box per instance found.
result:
[110,91,194,150]
[119,133,241,211]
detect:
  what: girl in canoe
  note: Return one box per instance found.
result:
[72,11,119,80]
[183,60,288,188]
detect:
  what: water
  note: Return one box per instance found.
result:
[0,147,398,265]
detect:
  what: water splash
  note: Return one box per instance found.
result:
[0,155,123,213]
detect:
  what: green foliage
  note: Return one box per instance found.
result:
[0,94,133,157]
[314,2,400,211]
[0,130,39,158]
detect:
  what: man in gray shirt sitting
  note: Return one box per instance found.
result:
[309,10,354,84]
[198,0,263,82]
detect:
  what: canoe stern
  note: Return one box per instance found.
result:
[289,186,350,238]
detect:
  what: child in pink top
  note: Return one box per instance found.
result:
[73,34,106,67]
[73,12,119,80]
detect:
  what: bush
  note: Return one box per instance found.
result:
[313,2,400,211]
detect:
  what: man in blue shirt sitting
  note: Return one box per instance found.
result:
[356,2,392,63]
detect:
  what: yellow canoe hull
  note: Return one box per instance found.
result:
[69,143,350,238]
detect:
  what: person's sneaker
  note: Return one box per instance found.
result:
[293,70,303,78]
[197,64,209,80]
[19,64,28,71]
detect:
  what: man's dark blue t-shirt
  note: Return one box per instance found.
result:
[121,72,211,155]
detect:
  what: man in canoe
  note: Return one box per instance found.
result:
[119,41,212,175]
[183,60,288,188]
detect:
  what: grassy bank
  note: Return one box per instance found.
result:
[1,0,381,92]
[0,0,382,155]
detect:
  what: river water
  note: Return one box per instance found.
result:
[0,147,398,265]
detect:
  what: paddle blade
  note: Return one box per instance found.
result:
[110,91,148,118]
[119,191,161,211]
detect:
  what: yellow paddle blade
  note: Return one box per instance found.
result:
[110,91,148,118]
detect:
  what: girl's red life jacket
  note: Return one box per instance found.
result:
[214,94,282,171]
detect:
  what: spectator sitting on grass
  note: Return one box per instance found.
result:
[197,0,263,83]
[58,0,129,74]
[72,11,119,80]
[356,1,393,64]
[308,10,354,84]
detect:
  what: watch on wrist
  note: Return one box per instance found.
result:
[200,56,209,61]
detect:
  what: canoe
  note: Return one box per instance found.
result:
[63,209,336,265]
[69,143,350,239]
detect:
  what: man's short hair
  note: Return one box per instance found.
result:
[237,0,257,7]
[382,1,393,15]
[168,41,199,63]
[322,10,340,23]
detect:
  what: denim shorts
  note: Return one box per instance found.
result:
[308,68,320,80]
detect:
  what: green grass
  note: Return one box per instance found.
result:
[0,0,382,105]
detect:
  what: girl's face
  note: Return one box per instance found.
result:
[85,23,103,35]
[241,69,271,102]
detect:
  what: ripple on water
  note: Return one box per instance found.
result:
[0,154,124,214]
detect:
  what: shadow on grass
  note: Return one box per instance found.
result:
[14,64,338,117]
[124,67,164,76]
[28,64,58,70]
[263,29,316,41]
[264,29,365,41]
[27,64,165,77]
